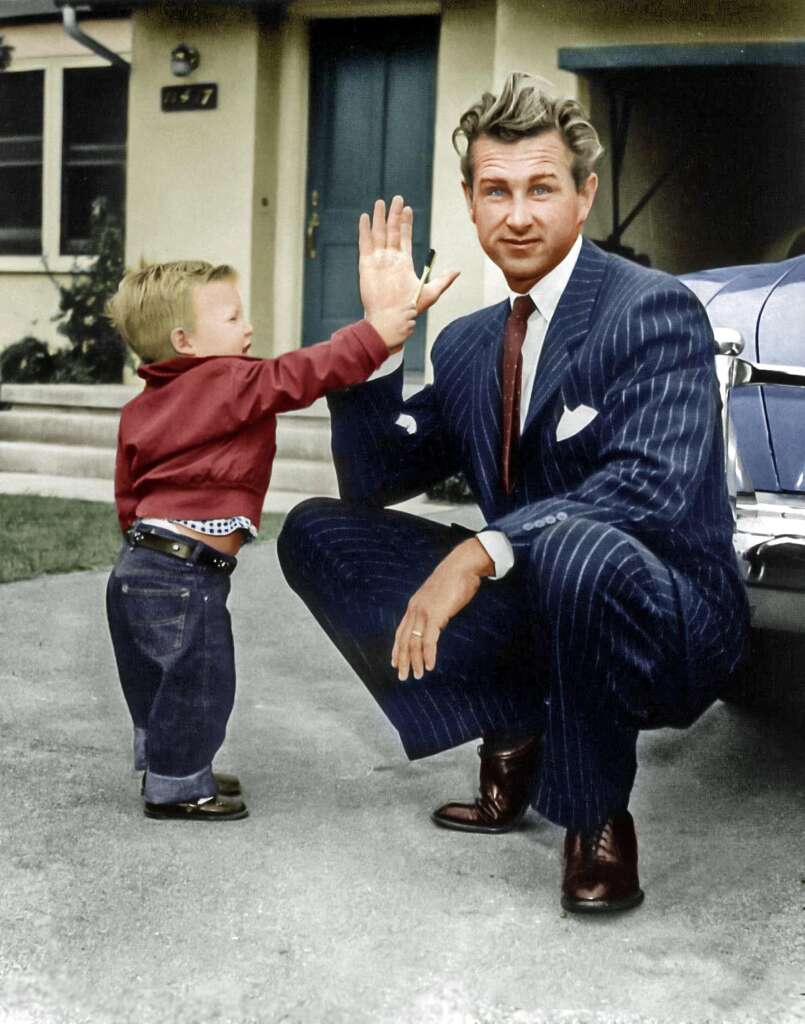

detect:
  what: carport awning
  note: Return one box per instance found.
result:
[559,41,805,72]
[51,0,287,10]
[559,40,805,264]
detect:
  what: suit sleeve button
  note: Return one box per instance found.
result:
[556,511,568,521]
[545,515,556,525]
[535,518,546,528]
[523,522,534,531]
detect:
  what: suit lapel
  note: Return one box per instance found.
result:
[468,299,510,504]
[522,239,608,436]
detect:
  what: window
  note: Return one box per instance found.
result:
[0,63,127,261]
[61,66,128,255]
[0,70,44,255]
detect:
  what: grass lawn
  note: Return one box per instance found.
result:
[2,494,285,585]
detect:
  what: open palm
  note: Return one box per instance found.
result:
[359,195,459,316]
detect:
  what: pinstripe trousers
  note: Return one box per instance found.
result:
[278,497,690,830]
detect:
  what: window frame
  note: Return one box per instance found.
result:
[0,67,46,257]
[0,52,128,274]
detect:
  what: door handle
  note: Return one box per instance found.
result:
[306,190,320,259]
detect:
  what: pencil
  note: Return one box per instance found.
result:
[412,249,436,307]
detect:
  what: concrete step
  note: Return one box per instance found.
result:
[0,441,115,479]
[0,471,465,524]
[275,417,332,461]
[0,382,427,499]
[0,382,140,409]
[0,387,336,462]
[268,457,339,496]
[0,406,335,461]
[0,441,341,494]
[0,408,120,448]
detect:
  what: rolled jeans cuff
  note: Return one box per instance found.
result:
[133,727,147,771]
[143,764,216,804]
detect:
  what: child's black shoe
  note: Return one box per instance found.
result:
[144,795,249,821]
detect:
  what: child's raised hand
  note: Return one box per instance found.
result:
[359,196,459,349]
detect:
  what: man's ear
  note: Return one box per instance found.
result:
[577,172,598,227]
[170,326,194,356]
[461,180,476,224]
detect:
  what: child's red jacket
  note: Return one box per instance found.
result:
[114,321,388,532]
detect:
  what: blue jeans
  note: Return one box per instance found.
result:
[106,526,237,804]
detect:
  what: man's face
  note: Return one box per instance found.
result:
[180,279,254,358]
[463,131,597,293]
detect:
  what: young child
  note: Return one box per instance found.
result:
[105,197,455,822]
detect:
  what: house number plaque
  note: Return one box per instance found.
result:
[161,83,218,112]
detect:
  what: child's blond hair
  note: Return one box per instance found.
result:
[106,260,237,363]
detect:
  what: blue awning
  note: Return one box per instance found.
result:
[559,42,805,73]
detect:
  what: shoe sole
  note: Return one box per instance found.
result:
[144,807,250,822]
[430,808,526,834]
[561,888,645,914]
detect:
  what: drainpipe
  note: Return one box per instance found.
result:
[61,3,130,70]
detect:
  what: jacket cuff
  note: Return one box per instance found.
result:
[349,319,390,369]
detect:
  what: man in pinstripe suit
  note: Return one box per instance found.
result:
[278,73,748,913]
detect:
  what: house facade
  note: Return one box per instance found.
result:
[1,0,803,375]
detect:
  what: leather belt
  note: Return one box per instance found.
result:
[129,528,236,575]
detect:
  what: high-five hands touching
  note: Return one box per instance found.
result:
[359,195,460,350]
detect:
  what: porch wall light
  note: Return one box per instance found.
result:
[170,43,199,78]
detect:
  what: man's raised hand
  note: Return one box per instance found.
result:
[359,196,459,349]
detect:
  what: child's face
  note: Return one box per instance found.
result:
[179,279,254,358]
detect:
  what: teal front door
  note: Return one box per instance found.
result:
[302,17,439,374]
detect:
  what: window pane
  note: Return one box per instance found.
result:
[62,166,125,254]
[0,70,43,256]
[61,66,128,255]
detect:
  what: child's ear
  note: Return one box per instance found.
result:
[170,326,194,356]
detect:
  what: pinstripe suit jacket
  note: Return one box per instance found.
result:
[328,239,748,672]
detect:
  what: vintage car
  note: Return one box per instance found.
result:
[680,255,805,703]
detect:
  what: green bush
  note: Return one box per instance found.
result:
[0,199,126,386]
[0,336,54,383]
[427,472,475,503]
[52,197,127,383]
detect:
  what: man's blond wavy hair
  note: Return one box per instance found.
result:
[106,260,236,363]
[453,72,604,191]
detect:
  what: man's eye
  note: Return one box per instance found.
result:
[531,185,550,196]
[486,187,505,197]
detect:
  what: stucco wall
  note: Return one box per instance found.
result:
[125,7,263,343]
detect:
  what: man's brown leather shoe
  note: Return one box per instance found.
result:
[141,771,242,797]
[144,794,249,821]
[431,736,541,833]
[561,810,644,913]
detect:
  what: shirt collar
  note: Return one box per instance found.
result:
[507,234,583,324]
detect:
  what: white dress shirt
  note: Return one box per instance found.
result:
[477,234,583,578]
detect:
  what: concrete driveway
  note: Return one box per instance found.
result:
[1,538,803,1024]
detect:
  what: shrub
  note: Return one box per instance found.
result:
[426,472,475,503]
[0,336,54,383]
[51,197,126,384]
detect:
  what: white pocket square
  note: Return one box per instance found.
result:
[395,413,417,435]
[556,403,598,442]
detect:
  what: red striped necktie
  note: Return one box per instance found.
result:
[501,294,536,495]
